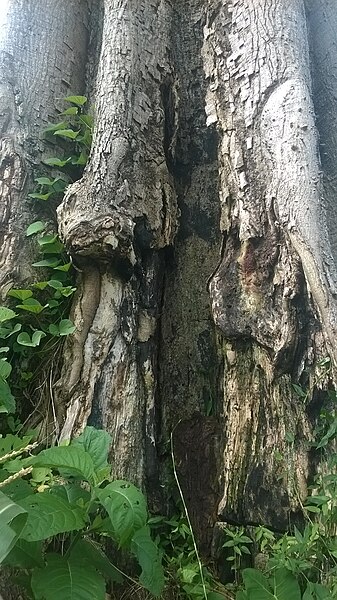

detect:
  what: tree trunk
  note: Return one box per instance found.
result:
[2,0,337,575]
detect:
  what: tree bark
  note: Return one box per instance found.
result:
[0,0,91,296]
[2,0,337,575]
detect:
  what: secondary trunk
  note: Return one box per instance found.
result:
[1,0,337,570]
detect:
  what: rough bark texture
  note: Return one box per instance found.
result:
[56,0,337,535]
[0,0,90,297]
[2,0,337,582]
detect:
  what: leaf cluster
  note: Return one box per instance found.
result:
[0,426,165,599]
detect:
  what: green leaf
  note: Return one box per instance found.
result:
[95,480,148,546]
[35,177,55,186]
[0,307,16,323]
[242,568,301,600]
[54,262,72,272]
[0,359,11,379]
[16,299,45,314]
[0,490,27,563]
[19,493,86,541]
[62,106,79,115]
[32,445,96,483]
[0,379,15,414]
[79,114,93,129]
[33,281,49,290]
[37,234,58,246]
[71,427,111,472]
[54,128,79,140]
[17,330,46,347]
[131,526,164,597]
[42,242,64,254]
[49,483,91,507]
[74,150,89,165]
[58,320,76,336]
[7,289,33,301]
[70,538,123,583]
[47,279,63,289]
[31,554,106,600]
[48,324,59,336]
[43,157,72,168]
[26,221,46,236]
[44,121,68,133]
[272,569,301,600]
[0,433,33,457]
[236,592,248,600]
[28,192,53,201]
[32,258,61,268]
[64,95,88,106]
[4,539,43,568]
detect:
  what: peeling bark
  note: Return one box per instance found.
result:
[3,0,337,576]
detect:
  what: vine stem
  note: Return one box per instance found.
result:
[170,426,208,600]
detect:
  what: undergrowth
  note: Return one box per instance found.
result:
[1,96,337,600]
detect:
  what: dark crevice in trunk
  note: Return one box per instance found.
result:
[156,0,225,551]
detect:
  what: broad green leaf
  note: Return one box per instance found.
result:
[32,258,61,268]
[0,433,33,457]
[0,379,15,413]
[4,539,43,568]
[19,493,86,541]
[28,192,53,201]
[39,240,64,254]
[59,286,76,297]
[44,121,68,133]
[271,569,301,600]
[74,150,88,165]
[59,320,76,336]
[208,593,230,600]
[79,114,93,129]
[131,526,164,597]
[0,307,16,323]
[33,281,49,290]
[0,470,32,501]
[0,490,27,562]
[38,233,58,246]
[71,427,111,472]
[2,323,20,337]
[47,279,63,289]
[236,592,248,600]
[35,177,54,186]
[26,221,46,236]
[32,445,95,483]
[48,324,59,336]
[242,568,301,600]
[54,262,72,271]
[43,157,72,168]
[303,583,332,600]
[70,538,123,583]
[49,483,91,507]
[65,95,88,106]
[241,569,273,600]
[16,298,45,314]
[54,128,79,140]
[31,554,106,600]
[62,106,78,115]
[17,331,43,348]
[95,480,147,546]
[7,289,33,301]
[0,359,11,379]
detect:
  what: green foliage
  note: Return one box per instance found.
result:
[0,95,94,418]
[0,427,165,598]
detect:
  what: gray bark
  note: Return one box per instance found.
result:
[0,0,90,297]
[2,0,337,575]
